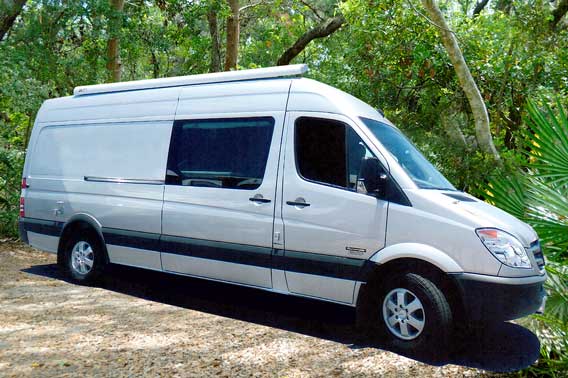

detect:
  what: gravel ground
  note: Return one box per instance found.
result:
[0,241,540,377]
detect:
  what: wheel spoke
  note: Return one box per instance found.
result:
[399,321,409,337]
[406,298,422,314]
[407,315,424,332]
[387,314,398,327]
[396,291,405,307]
[84,258,93,268]
[386,300,397,313]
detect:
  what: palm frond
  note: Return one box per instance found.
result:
[524,178,568,258]
[485,172,527,221]
[543,263,568,324]
[524,99,568,188]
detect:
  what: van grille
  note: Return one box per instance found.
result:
[530,240,545,271]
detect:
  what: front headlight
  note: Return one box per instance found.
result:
[476,228,532,269]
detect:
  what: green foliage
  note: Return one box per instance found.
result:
[487,99,568,260]
[487,99,568,374]
[0,148,24,238]
[520,263,568,377]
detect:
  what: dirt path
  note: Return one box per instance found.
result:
[0,241,537,377]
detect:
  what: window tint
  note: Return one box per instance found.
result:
[295,117,375,190]
[166,117,275,190]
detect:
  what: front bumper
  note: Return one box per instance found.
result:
[451,273,547,322]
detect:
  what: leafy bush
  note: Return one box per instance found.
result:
[0,148,24,238]
[486,98,568,375]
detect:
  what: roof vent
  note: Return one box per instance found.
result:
[74,64,308,97]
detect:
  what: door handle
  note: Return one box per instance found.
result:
[286,197,310,208]
[249,194,271,204]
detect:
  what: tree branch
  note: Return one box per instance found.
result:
[405,0,457,35]
[551,0,568,29]
[239,1,263,13]
[299,0,324,21]
[472,0,490,17]
[277,14,345,66]
[0,0,27,41]
[420,0,500,162]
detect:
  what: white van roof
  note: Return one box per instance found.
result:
[73,64,308,96]
[36,65,385,127]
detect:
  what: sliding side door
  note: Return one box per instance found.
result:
[160,115,282,288]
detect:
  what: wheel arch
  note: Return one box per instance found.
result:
[356,244,466,327]
[367,243,463,273]
[57,214,108,265]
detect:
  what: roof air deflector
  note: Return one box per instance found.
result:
[73,64,308,97]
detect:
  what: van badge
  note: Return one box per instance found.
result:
[346,246,366,255]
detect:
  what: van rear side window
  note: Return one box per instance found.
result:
[166,117,275,190]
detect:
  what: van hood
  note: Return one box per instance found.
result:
[408,189,538,247]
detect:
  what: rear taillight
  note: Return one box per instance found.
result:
[19,197,25,218]
[20,177,27,218]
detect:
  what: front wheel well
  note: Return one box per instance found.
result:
[57,220,108,266]
[357,258,465,326]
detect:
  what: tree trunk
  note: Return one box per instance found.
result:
[277,15,345,66]
[207,10,222,72]
[106,0,125,82]
[0,0,26,41]
[23,112,33,149]
[150,50,159,78]
[494,0,512,14]
[224,0,239,71]
[440,101,468,148]
[420,0,500,162]
[472,0,490,17]
[552,0,568,29]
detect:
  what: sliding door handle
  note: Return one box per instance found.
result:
[286,197,310,208]
[249,194,271,204]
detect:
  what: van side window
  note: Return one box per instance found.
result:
[295,117,375,190]
[166,117,275,189]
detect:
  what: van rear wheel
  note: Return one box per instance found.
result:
[63,231,106,284]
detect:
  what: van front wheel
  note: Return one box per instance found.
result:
[378,273,452,351]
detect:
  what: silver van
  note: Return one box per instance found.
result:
[19,65,546,349]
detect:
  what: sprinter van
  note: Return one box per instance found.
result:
[19,65,546,348]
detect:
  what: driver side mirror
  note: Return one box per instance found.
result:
[357,157,388,198]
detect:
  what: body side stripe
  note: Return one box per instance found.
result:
[20,217,64,237]
[21,218,372,282]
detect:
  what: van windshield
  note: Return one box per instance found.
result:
[361,117,455,191]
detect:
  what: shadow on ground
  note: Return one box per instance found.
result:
[23,263,540,373]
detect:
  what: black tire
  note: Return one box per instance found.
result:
[62,229,106,285]
[359,272,453,353]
